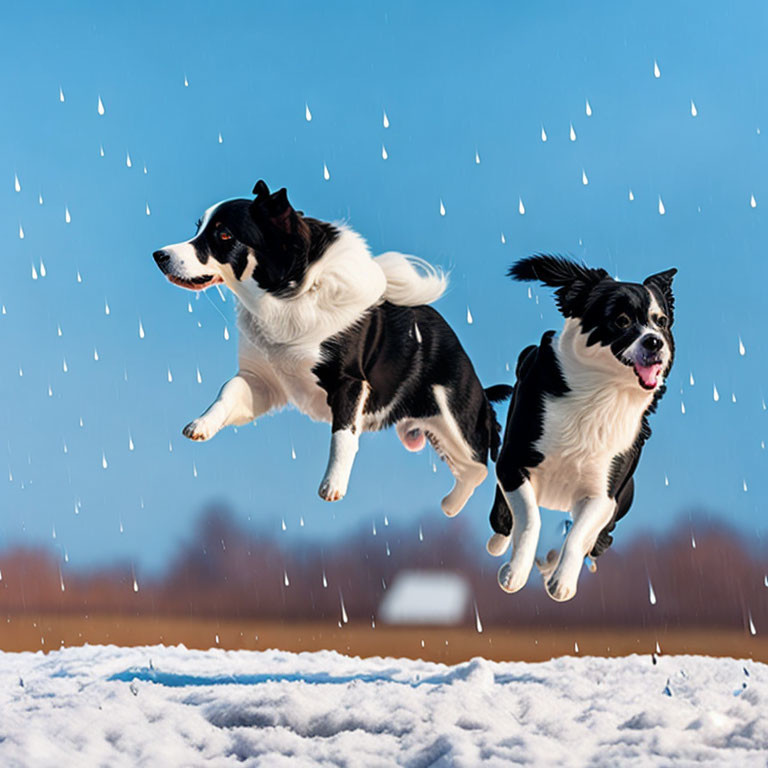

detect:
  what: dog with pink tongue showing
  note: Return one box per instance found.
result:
[487,255,676,602]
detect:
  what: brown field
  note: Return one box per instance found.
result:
[3,615,766,663]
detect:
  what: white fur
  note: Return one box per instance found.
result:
[374,252,447,306]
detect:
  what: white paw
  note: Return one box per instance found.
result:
[440,494,463,517]
[497,561,530,594]
[318,477,346,502]
[182,418,216,441]
[545,568,578,602]
[486,533,511,557]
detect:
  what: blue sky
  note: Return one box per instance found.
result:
[1,1,767,573]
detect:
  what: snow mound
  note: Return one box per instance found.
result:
[0,645,765,766]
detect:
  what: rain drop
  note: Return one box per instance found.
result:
[323,163,330,181]
[322,570,328,588]
[39,260,46,278]
[418,525,424,542]
[653,60,661,78]
[518,197,525,215]
[582,169,589,186]
[743,479,748,492]
[102,452,108,469]
[99,145,104,158]
[474,602,483,633]
[284,570,290,587]
[691,533,696,549]
[18,223,24,240]
[59,86,65,103]
[439,199,446,216]
[145,203,151,216]
[62,358,68,373]
[65,206,71,224]
[143,163,147,175]
[224,327,230,341]
[97,95,105,115]
[192,461,198,478]
[466,306,473,324]
[474,149,480,164]
[184,74,189,87]
[574,641,580,653]
[739,337,746,356]
[93,348,99,361]
[658,196,665,215]
[569,123,576,142]
[138,319,145,339]
[14,173,20,192]
[196,367,202,384]
[339,592,348,624]
[281,518,287,532]
[585,99,592,117]
[689,372,695,386]
[133,576,139,593]
[217,132,223,144]
[748,612,757,636]
[382,110,389,128]
[38,192,43,205]
[732,393,737,403]
[628,189,634,202]
[381,144,388,160]
[680,401,685,415]
[648,579,657,605]
[299,516,304,527]
[305,103,312,121]
[126,152,132,168]
[500,232,506,244]
[105,300,110,316]
[167,367,173,383]
[664,474,669,487]
[31,264,38,280]
[750,194,757,209]
[540,125,547,142]
[291,445,296,460]
[128,434,134,451]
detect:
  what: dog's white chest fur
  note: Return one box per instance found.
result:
[531,323,654,511]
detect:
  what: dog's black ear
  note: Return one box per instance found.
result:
[644,268,677,320]
[251,185,297,235]
[509,254,610,317]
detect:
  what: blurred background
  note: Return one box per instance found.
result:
[0,1,766,658]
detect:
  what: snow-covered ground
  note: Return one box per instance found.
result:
[0,646,765,766]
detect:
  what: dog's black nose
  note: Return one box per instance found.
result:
[153,250,170,267]
[641,334,663,352]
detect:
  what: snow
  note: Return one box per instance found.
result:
[0,646,765,766]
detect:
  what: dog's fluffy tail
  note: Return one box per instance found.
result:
[374,252,448,306]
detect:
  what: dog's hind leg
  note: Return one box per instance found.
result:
[183,369,285,441]
[424,385,488,518]
[318,381,371,502]
[545,495,615,602]
[495,478,540,593]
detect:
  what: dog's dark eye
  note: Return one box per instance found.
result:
[218,229,233,242]
[615,313,632,329]
[655,315,668,329]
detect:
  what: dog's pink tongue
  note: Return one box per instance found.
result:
[635,362,662,388]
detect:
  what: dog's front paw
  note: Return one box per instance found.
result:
[497,562,529,594]
[183,418,215,441]
[486,533,511,557]
[545,572,577,602]
[318,477,346,502]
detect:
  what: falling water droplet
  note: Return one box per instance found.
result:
[18,223,24,240]
[128,434,134,451]
[690,99,698,117]
[47,383,53,397]
[732,392,737,403]
[680,401,685,414]
[384,515,389,526]
[582,169,589,185]
[574,641,580,653]
[439,199,446,216]
[466,306,473,324]
[38,192,43,205]
[658,196,665,215]
[474,602,483,633]
[689,372,695,386]
[223,327,230,341]
[97,95,105,115]
[500,232,506,244]
[628,189,635,202]
[62,358,68,373]
[126,152,132,168]
[217,131,223,144]
[382,109,389,128]
[93,348,99,361]
[59,86,65,102]
[105,300,110,316]
[133,576,139,593]
[585,99,592,117]
[305,103,312,121]
[569,123,576,141]
[518,197,525,215]
[138,319,145,339]
[31,264,38,280]
[290,444,297,460]
[322,570,328,588]
[339,591,348,623]
[540,125,548,142]
[372,521,377,536]
[743,479,748,492]
[184,74,189,87]
[475,149,480,164]
[750,194,757,209]
[14,173,21,192]
[748,612,757,635]
[284,570,290,587]
[196,367,202,384]
[381,144,388,160]
[323,163,330,181]
[192,461,198,478]
[281,518,287,531]
[414,322,422,343]
[99,145,104,158]
[145,202,151,216]
[299,516,304,527]
[691,533,696,548]
[167,367,173,383]
[65,206,71,224]
[102,452,108,469]
[39,260,47,278]
[653,60,661,78]
[418,525,424,542]
[738,337,746,356]
[385,542,391,557]
[648,579,657,605]
[764,575,768,588]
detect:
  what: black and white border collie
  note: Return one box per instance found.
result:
[488,255,676,602]
[153,180,511,515]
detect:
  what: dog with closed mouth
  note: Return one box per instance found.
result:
[153,180,511,514]
[487,255,676,602]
